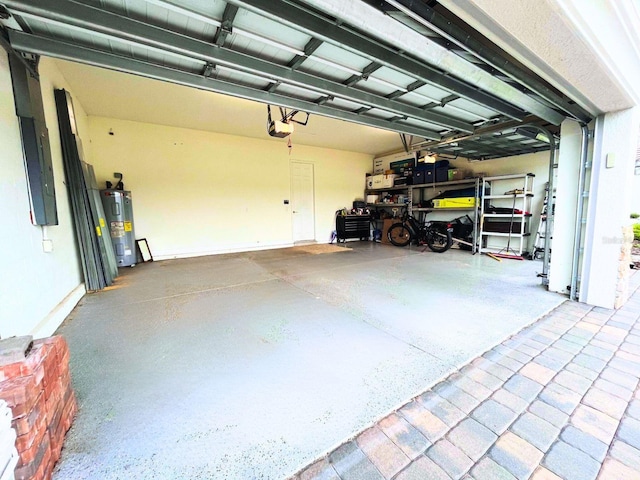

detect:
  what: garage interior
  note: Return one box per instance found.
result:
[1,0,639,479]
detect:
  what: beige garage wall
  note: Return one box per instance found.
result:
[87,117,372,260]
[0,56,87,338]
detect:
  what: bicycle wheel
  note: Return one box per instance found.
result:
[387,223,412,247]
[426,223,453,252]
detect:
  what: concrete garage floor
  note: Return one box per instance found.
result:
[53,243,565,480]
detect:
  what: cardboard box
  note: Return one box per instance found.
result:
[381,218,401,244]
[373,157,384,174]
[381,174,397,188]
[448,169,465,181]
[366,174,385,189]
[390,159,416,174]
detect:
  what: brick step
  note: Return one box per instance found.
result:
[0,336,77,480]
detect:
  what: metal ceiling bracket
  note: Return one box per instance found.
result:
[407,80,426,91]
[288,37,323,69]
[315,95,334,106]
[353,106,372,115]
[344,61,382,87]
[361,61,382,79]
[203,63,216,77]
[386,90,404,100]
[440,94,459,106]
[213,4,238,47]
[344,75,361,88]
[266,81,281,93]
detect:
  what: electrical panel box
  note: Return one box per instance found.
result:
[9,54,58,226]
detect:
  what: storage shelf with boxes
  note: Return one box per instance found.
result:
[366,173,399,189]
[368,152,484,251]
[370,151,475,189]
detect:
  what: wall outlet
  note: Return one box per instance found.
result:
[42,239,53,253]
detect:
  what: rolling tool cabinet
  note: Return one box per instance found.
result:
[336,215,371,242]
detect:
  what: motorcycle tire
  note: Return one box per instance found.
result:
[426,224,453,253]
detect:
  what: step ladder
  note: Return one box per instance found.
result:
[533,182,554,260]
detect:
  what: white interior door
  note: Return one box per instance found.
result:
[290,162,315,243]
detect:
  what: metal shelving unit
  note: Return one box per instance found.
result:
[368,203,406,207]
[366,186,408,192]
[412,207,476,212]
[366,177,481,253]
[410,177,480,253]
[479,173,535,256]
[365,186,411,214]
[364,185,410,243]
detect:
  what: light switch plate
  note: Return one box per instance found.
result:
[606,153,615,168]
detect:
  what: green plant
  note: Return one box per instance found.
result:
[634,223,640,241]
[631,213,640,219]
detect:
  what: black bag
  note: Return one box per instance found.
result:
[451,215,474,250]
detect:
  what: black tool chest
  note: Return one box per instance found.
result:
[336,215,370,242]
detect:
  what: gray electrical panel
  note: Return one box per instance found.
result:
[100,189,136,267]
[9,52,58,225]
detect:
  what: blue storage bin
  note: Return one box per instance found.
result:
[436,168,448,183]
[414,169,436,184]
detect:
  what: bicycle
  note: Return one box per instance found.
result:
[387,206,453,252]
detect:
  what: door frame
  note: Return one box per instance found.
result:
[289,160,316,244]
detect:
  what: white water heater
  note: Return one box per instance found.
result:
[100,189,136,267]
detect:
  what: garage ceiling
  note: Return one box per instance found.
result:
[0,0,592,157]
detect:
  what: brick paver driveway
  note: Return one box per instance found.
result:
[293,285,640,480]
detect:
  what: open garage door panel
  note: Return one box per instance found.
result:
[0,0,591,154]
